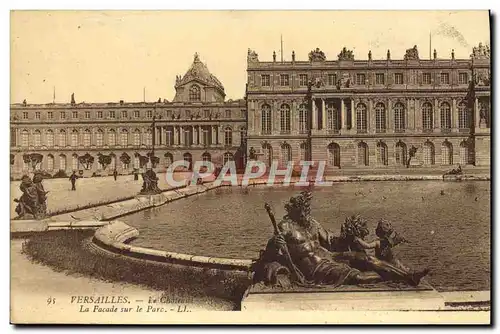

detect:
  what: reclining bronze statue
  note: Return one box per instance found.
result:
[252,190,429,288]
[13,173,48,220]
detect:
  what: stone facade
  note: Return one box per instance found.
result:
[245,45,490,170]
[10,54,247,178]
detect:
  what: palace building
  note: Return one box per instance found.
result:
[10,53,247,177]
[245,44,490,171]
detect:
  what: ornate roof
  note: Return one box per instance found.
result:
[175,53,225,92]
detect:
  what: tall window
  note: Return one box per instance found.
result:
[440,102,451,130]
[394,73,404,85]
[262,143,272,167]
[441,141,453,165]
[459,73,469,85]
[59,154,66,171]
[72,111,78,119]
[440,73,450,85]
[458,102,469,129]
[72,154,79,170]
[47,111,53,119]
[280,104,291,134]
[280,74,290,86]
[327,143,341,167]
[109,110,115,118]
[33,130,41,147]
[85,111,91,119]
[327,74,337,86]
[261,75,270,87]
[22,112,28,119]
[460,141,472,165]
[83,129,91,147]
[375,73,385,85]
[133,129,141,146]
[120,129,128,146]
[183,153,193,171]
[47,155,54,170]
[146,110,152,118]
[189,85,201,101]
[422,102,433,131]
[423,141,435,165]
[202,126,210,146]
[224,127,233,146]
[144,129,152,146]
[298,104,308,134]
[377,142,388,166]
[299,142,308,161]
[280,144,292,166]
[202,152,211,162]
[134,110,140,118]
[356,73,366,85]
[59,130,66,147]
[71,129,79,147]
[395,141,407,166]
[60,111,66,119]
[261,104,272,134]
[356,103,367,133]
[183,127,192,146]
[96,129,104,147]
[46,130,54,147]
[422,73,432,84]
[21,130,28,147]
[326,102,340,132]
[35,112,40,120]
[121,111,127,118]
[357,142,369,166]
[375,103,386,133]
[299,74,308,86]
[108,129,116,146]
[97,111,103,119]
[223,152,234,165]
[393,102,405,132]
[109,154,116,170]
[165,127,173,146]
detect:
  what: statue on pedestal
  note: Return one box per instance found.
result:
[140,166,162,195]
[13,173,48,220]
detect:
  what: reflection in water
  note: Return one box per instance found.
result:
[122,181,490,291]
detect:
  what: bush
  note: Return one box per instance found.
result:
[52,170,68,179]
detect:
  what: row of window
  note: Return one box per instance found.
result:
[260,101,471,134]
[260,140,473,168]
[260,72,469,87]
[18,108,246,121]
[16,126,245,148]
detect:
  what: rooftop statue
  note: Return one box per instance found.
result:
[13,173,48,220]
[308,48,326,62]
[471,42,490,60]
[337,47,354,61]
[247,49,259,63]
[252,190,429,288]
[404,45,419,60]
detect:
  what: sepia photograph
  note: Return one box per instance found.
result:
[8,9,491,325]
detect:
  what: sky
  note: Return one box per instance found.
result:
[10,10,490,104]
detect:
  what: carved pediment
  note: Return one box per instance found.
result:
[337,47,354,61]
[308,48,326,62]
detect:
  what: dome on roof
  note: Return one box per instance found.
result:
[176,53,225,92]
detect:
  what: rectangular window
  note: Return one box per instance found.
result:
[327,74,337,86]
[85,111,91,119]
[280,74,290,86]
[23,112,28,119]
[440,73,450,85]
[122,111,127,118]
[134,110,140,118]
[72,111,78,118]
[47,112,53,119]
[422,73,432,84]
[240,110,246,118]
[375,73,385,85]
[394,73,404,85]
[225,110,231,118]
[299,74,308,86]
[60,111,66,119]
[97,111,103,119]
[109,111,115,118]
[146,110,152,118]
[261,74,270,87]
[459,73,469,85]
[356,73,366,85]
[35,112,40,120]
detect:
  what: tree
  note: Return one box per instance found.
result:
[23,153,43,171]
[120,152,131,168]
[78,153,95,170]
[97,153,112,170]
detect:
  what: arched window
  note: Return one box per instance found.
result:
[164,153,174,167]
[423,141,435,165]
[441,141,453,165]
[261,104,272,134]
[375,103,386,133]
[202,152,211,162]
[394,102,405,132]
[440,102,451,130]
[224,127,233,146]
[298,104,308,133]
[326,102,340,132]
[120,129,128,146]
[280,104,291,134]
[395,141,407,166]
[108,129,116,146]
[59,154,66,171]
[356,103,367,133]
[46,130,54,147]
[83,129,91,147]
[280,144,292,166]
[33,130,41,147]
[223,152,234,165]
[327,143,341,167]
[47,154,54,171]
[120,152,130,170]
[299,142,308,161]
[133,129,141,146]
[189,85,201,101]
[183,153,193,171]
[71,129,79,147]
[262,143,272,167]
[377,142,388,166]
[422,102,433,131]
[72,154,79,170]
[145,129,152,146]
[21,130,29,147]
[357,142,369,166]
[459,140,472,165]
[59,130,66,147]
[96,129,104,147]
[110,154,116,170]
[458,102,469,129]
[133,155,140,169]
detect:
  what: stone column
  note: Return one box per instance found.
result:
[474,98,480,128]
[368,99,375,132]
[351,99,356,131]
[180,126,185,146]
[311,98,317,130]
[212,126,217,145]
[341,99,346,129]
[199,126,204,145]
[434,98,440,130]
[387,99,394,132]
[172,126,177,145]
[273,101,279,132]
[321,99,326,130]
[452,98,457,131]
[218,125,223,145]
